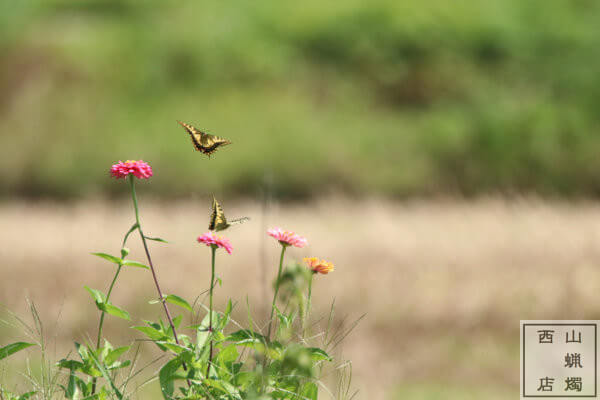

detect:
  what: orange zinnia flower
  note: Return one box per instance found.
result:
[303,257,334,275]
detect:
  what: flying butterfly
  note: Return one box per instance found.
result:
[209,196,250,231]
[177,121,232,157]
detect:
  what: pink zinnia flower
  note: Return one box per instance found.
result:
[197,231,233,254]
[304,257,335,275]
[110,160,153,179]
[267,227,307,248]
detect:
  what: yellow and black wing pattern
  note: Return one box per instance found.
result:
[177,121,232,156]
[209,196,249,231]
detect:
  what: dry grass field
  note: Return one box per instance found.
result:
[3,197,600,399]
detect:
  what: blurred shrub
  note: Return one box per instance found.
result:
[1,0,600,199]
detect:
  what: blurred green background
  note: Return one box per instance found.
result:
[2,0,600,200]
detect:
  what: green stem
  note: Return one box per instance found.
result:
[95,264,123,349]
[267,245,287,341]
[308,274,314,312]
[90,265,122,395]
[207,246,216,377]
[91,224,134,395]
[303,273,314,338]
[128,176,180,344]
[128,176,190,385]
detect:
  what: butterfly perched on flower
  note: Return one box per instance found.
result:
[177,121,232,157]
[209,196,249,231]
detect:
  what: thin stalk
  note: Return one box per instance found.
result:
[266,245,287,340]
[308,275,313,308]
[128,176,190,385]
[128,176,180,344]
[96,265,123,349]
[303,273,315,338]
[91,263,122,394]
[206,246,216,377]
[91,221,136,395]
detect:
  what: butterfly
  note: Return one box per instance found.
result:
[209,196,250,231]
[177,121,232,157]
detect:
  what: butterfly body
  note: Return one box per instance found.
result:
[177,121,232,156]
[209,196,249,231]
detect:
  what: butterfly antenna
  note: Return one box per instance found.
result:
[231,217,250,225]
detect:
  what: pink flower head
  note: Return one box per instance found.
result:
[267,227,307,248]
[197,231,233,254]
[110,160,153,180]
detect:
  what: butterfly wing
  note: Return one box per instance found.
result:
[177,120,205,152]
[208,197,218,231]
[209,197,229,231]
[200,133,232,156]
[177,121,232,156]
[208,197,249,231]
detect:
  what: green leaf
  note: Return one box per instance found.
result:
[91,252,123,265]
[66,368,80,399]
[216,344,238,367]
[213,330,226,342]
[165,294,192,312]
[56,359,84,370]
[276,308,294,329]
[0,342,35,361]
[144,236,168,243]
[266,341,284,360]
[155,342,187,355]
[75,342,89,361]
[224,299,233,319]
[226,329,267,344]
[178,334,192,347]
[172,314,182,329]
[84,286,106,304]
[145,320,163,331]
[206,379,240,397]
[121,260,150,270]
[99,340,113,364]
[73,343,101,378]
[76,379,91,398]
[159,358,181,399]
[302,382,318,400]
[133,326,164,341]
[195,311,215,349]
[98,303,131,321]
[132,321,170,351]
[217,299,233,330]
[231,362,242,375]
[308,347,332,362]
[233,371,256,388]
[225,329,283,359]
[104,346,130,366]
[107,360,131,370]
[86,346,123,400]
